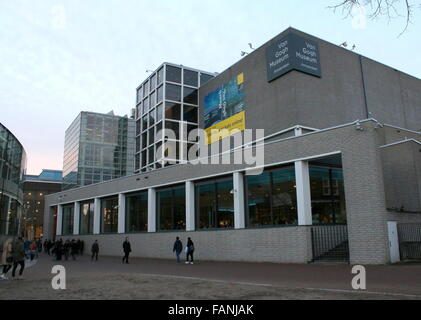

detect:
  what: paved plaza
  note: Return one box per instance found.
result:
[1,253,421,300]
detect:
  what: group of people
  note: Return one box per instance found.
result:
[1,236,196,281]
[0,237,26,280]
[46,238,85,261]
[173,237,195,264]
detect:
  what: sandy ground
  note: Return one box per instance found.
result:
[1,254,420,300]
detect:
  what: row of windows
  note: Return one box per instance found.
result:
[60,166,346,235]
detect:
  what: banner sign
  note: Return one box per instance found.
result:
[204,73,246,144]
[266,33,321,82]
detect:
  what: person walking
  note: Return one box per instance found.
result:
[122,237,131,264]
[11,237,25,279]
[173,237,183,263]
[185,237,195,265]
[0,238,13,280]
[70,239,78,261]
[80,240,85,256]
[91,240,99,261]
[55,239,63,261]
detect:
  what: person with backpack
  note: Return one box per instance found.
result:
[12,237,25,279]
[172,237,183,263]
[185,237,195,265]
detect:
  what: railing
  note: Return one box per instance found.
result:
[398,223,421,260]
[310,224,349,263]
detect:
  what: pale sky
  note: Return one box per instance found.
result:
[1,0,420,175]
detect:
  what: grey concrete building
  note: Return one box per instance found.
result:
[44,28,421,265]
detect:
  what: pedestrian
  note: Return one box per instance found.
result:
[0,238,14,280]
[185,237,195,265]
[55,239,63,261]
[63,240,70,260]
[80,240,85,256]
[11,237,25,279]
[70,239,78,260]
[173,237,183,263]
[76,239,81,255]
[91,240,99,261]
[30,241,37,261]
[122,237,131,264]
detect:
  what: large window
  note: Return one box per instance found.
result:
[62,204,74,235]
[246,166,297,227]
[79,201,94,234]
[126,191,148,232]
[196,177,234,229]
[101,196,118,233]
[156,185,185,231]
[310,167,346,224]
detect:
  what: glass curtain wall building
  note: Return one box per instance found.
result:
[0,122,27,246]
[63,111,135,190]
[135,63,215,173]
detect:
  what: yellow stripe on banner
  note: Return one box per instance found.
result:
[237,73,244,85]
[205,111,246,145]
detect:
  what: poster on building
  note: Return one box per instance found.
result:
[266,33,321,82]
[204,73,246,144]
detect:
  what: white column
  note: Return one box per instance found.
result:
[93,198,101,234]
[185,181,195,231]
[234,172,246,229]
[73,201,80,235]
[148,188,156,232]
[56,204,63,236]
[295,160,313,225]
[118,193,126,234]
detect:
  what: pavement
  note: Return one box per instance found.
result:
[6,253,420,298]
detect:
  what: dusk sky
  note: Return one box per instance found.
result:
[1,0,420,175]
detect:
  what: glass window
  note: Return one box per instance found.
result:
[200,73,214,86]
[165,120,180,140]
[183,87,198,105]
[156,103,163,122]
[149,109,155,127]
[166,83,181,102]
[246,166,298,227]
[150,91,156,108]
[150,73,156,91]
[183,105,198,123]
[148,146,154,163]
[62,205,74,235]
[148,128,155,145]
[165,102,181,120]
[101,197,118,233]
[166,65,181,83]
[80,201,94,234]
[184,70,198,87]
[156,185,186,231]
[157,85,163,104]
[137,87,143,103]
[142,115,148,132]
[141,133,147,149]
[126,191,148,232]
[157,67,164,85]
[141,150,147,167]
[196,177,234,229]
[143,80,149,96]
[144,96,149,112]
[310,167,346,224]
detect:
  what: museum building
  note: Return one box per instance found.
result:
[43,28,421,264]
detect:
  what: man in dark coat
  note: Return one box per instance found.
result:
[122,237,131,264]
[173,237,183,263]
[91,240,99,261]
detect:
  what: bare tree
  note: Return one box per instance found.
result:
[329,0,420,36]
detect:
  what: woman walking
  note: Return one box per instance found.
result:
[185,237,195,265]
[0,238,13,280]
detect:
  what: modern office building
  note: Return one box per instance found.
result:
[44,28,421,265]
[135,63,215,173]
[62,111,135,190]
[22,169,62,240]
[0,122,27,249]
